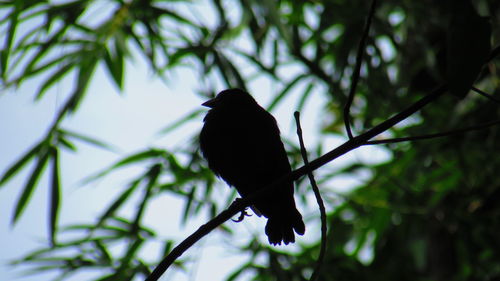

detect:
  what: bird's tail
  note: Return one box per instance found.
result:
[265,208,305,245]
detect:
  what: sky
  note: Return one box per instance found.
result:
[0,2,392,280]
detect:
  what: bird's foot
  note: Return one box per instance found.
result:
[232,209,252,222]
[231,199,252,222]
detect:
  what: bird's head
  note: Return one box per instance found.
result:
[202,88,257,109]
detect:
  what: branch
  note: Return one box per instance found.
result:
[146,84,447,281]
[365,119,500,145]
[294,112,326,281]
[343,0,377,139]
[471,87,500,104]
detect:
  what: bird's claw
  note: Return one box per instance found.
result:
[232,209,252,222]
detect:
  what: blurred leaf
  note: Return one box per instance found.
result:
[267,73,308,111]
[103,45,124,90]
[296,82,315,112]
[0,141,44,186]
[66,56,98,113]
[59,129,118,152]
[0,5,20,79]
[94,240,112,263]
[49,147,61,246]
[182,185,196,224]
[58,137,77,152]
[35,63,75,100]
[157,109,204,136]
[81,148,166,184]
[12,146,51,225]
[96,178,141,228]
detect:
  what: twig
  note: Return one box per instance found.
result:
[145,84,447,281]
[343,0,378,139]
[365,119,500,145]
[471,87,500,104]
[294,112,327,281]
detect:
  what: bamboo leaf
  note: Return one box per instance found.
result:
[35,63,75,100]
[296,82,315,112]
[66,56,98,113]
[58,137,77,152]
[157,109,204,136]
[1,6,20,79]
[81,149,166,184]
[49,147,61,246]
[12,147,51,225]
[0,141,43,186]
[103,46,124,91]
[96,179,141,228]
[267,73,308,111]
[59,129,118,152]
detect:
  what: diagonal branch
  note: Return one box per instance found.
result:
[471,87,500,104]
[365,119,500,145]
[343,0,377,139]
[294,112,326,281]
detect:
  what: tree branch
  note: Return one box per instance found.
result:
[471,86,500,104]
[343,0,377,139]
[365,119,500,145]
[294,112,326,281]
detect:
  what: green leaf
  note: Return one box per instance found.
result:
[0,5,20,79]
[12,147,51,225]
[0,141,43,186]
[157,109,204,136]
[94,240,112,263]
[267,73,308,111]
[103,45,124,91]
[49,147,61,246]
[81,148,166,184]
[17,25,68,86]
[131,164,161,233]
[96,179,141,228]
[296,81,315,112]
[58,137,77,152]
[59,129,118,152]
[181,185,196,224]
[35,63,75,100]
[66,56,98,113]
[162,240,174,257]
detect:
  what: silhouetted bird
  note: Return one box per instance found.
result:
[200,89,305,245]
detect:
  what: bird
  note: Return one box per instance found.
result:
[199,88,305,245]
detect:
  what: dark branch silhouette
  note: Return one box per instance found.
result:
[294,112,327,281]
[365,119,500,145]
[344,0,378,139]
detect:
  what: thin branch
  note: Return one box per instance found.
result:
[146,84,447,281]
[472,86,500,104]
[343,0,377,139]
[294,112,326,281]
[365,119,500,145]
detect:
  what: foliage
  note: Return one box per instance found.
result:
[1,0,499,280]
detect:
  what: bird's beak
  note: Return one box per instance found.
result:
[202,98,217,108]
